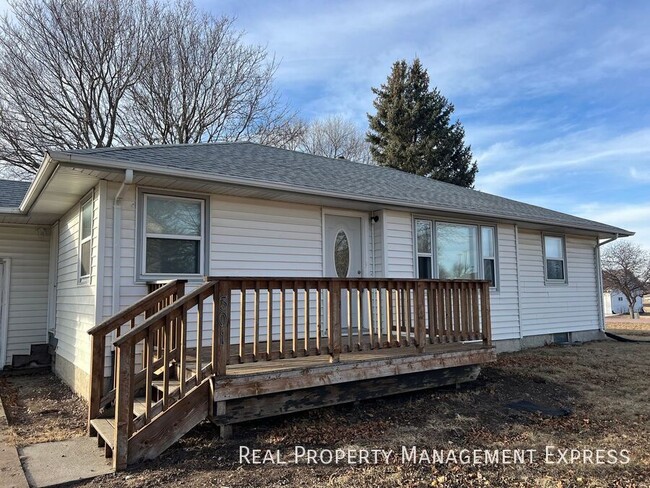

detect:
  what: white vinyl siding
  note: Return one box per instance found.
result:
[519,230,599,336]
[210,196,322,277]
[489,225,520,341]
[0,225,50,365]
[55,191,100,375]
[383,210,414,278]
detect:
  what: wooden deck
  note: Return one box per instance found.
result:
[87,277,495,470]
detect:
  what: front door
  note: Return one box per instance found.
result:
[324,215,363,278]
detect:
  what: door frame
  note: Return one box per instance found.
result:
[0,258,11,368]
[321,209,369,278]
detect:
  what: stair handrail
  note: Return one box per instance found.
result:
[87,279,187,431]
[111,279,223,469]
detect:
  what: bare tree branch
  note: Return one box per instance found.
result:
[602,240,650,317]
[0,0,161,174]
[298,116,372,164]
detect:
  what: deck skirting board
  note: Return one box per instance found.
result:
[214,346,495,401]
[212,364,482,425]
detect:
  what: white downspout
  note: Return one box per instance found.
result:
[370,212,377,277]
[112,169,134,315]
[595,234,619,331]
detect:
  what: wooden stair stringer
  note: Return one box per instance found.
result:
[126,378,212,465]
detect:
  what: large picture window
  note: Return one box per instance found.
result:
[436,223,479,279]
[414,219,498,286]
[143,194,205,276]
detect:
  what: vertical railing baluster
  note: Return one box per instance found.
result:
[292,282,299,357]
[304,287,310,355]
[253,282,260,360]
[279,284,286,359]
[267,286,273,361]
[355,285,362,350]
[316,287,322,354]
[239,285,246,363]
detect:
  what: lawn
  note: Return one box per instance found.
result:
[2,339,649,487]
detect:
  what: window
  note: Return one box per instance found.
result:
[436,222,479,279]
[414,219,498,286]
[334,230,350,278]
[481,226,496,287]
[415,219,433,279]
[79,197,93,280]
[143,194,205,276]
[544,235,566,282]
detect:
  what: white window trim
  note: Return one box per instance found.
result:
[412,217,499,289]
[78,194,93,283]
[543,233,568,284]
[138,191,208,281]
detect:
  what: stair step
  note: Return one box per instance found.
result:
[151,380,181,395]
[90,418,115,449]
[133,397,148,418]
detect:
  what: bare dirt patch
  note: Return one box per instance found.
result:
[74,340,649,488]
[0,371,87,446]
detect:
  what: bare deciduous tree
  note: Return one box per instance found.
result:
[601,240,650,317]
[298,116,372,163]
[0,0,300,176]
[0,0,159,175]
[121,1,299,146]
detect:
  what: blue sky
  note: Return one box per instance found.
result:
[208,0,650,247]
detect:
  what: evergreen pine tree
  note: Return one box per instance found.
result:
[367,58,478,188]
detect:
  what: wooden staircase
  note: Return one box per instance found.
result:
[86,279,227,470]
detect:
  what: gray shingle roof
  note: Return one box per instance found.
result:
[0,179,30,208]
[56,142,631,236]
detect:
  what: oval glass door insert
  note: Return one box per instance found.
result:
[334,230,350,278]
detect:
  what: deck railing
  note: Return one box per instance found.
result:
[90,277,491,469]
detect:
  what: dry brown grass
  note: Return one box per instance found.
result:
[605,317,650,338]
[0,372,87,446]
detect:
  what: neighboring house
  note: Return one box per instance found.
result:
[0,142,633,468]
[603,289,644,315]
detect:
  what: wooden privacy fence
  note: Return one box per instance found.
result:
[88,277,491,469]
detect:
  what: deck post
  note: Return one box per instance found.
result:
[88,333,105,434]
[113,341,134,471]
[214,281,231,376]
[481,282,492,346]
[415,282,426,353]
[329,281,342,363]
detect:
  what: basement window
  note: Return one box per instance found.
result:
[141,193,205,277]
[79,197,93,281]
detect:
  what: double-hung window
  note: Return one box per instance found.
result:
[79,197,93,281]
[481,227,497,287]
[414,219,498,287]
[415,219,433,279]
[544,235,566,282]
[142,194,205,277]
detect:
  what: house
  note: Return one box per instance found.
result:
[0,142,632,469]
[603,289,644,315]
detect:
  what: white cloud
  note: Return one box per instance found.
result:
[573,202,650,249]
[475,128,650,194]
